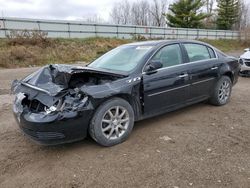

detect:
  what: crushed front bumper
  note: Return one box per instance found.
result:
[13,106,93,145]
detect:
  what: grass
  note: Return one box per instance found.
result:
[200,39,249,52]
[0,35,249,68]
[0,37,132,68]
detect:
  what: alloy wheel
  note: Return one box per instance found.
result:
[218,80,230,103]
[101,106,130,140]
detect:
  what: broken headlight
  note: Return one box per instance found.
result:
[45,89,89,114]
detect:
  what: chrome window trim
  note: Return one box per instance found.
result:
[182,42,218,59]
[142,42,218,74]
[207,46,217,59]
[142,58,218,75]
[209,47,219,59]
[183,43,218,60]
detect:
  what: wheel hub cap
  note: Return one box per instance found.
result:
[113,119,119,126]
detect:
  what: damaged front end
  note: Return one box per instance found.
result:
[13,88,92,123]
[11,64,126,145]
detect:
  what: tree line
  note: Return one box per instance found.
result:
[109,0,250,30]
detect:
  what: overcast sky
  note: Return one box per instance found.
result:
[2,0,249,22]
[0,0,142,21]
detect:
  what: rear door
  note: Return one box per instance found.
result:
[143,43,190,114]
[182,43,220,101]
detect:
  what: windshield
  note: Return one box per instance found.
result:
[88,45,153,72]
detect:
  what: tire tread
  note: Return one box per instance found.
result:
[209,76,232,106]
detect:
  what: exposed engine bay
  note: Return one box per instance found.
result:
[68,72,118,88]
[11,64,126,118]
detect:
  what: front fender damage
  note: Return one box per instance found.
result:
[78,76,143,120]
[11,64,128,122]
[13,86,93,123]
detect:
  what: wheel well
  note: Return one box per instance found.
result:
[106,94,141,120]
[223,72,234,83]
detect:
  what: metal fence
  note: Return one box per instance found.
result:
[0,17,245,40]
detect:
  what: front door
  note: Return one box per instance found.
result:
[143,44,190,114]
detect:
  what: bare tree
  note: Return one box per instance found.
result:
[110,0,168,26]
[149,0,168,26]
[205,0,214,14]
[121,0,131,24]
[238,0,250,30]
[204,0,215,28]
[110,0,131,25]
[110,3,123,24]
[83,13,105,23]
[131,0,151,25]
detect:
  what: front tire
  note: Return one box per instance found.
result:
[89,98,134,147]
[209,76,232,106]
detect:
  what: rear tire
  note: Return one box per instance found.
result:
[89,98,134,147]
[209,76,232,106]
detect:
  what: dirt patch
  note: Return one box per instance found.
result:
[0,68,249,188]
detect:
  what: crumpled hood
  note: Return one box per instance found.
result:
[12,64,126,96]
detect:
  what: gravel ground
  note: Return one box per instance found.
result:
[0,56,249,188]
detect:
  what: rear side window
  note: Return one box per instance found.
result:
[207,47,216,58]
[184,43,212,62]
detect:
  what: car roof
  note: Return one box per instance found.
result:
[124,39,210,47]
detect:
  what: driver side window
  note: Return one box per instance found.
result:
[151,44,182,68]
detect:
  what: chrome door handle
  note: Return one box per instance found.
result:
[179,73,188,78]
[211,67,218,70]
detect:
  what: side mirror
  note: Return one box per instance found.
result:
[145,60,163,73]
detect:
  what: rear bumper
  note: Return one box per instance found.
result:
[13,109,93,145]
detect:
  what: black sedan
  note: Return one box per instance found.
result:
[12,40,240,146]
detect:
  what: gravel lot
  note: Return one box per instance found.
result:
[0,63,249,188]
